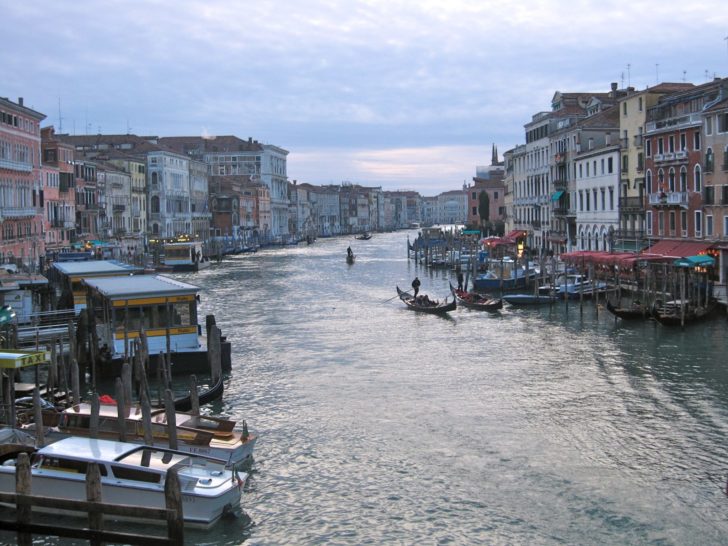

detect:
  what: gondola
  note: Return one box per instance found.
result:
[355,232,372,240]
[606,300,650,321]
[396,286,456,315]
[449,283,502,312]
[650,299,718,326]
[153,374,225,411]
[346,253,355,264]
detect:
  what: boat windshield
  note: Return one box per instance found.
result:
[118,447,190,470]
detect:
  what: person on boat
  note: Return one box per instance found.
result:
[456,265,464,292]
[347,246,353,258]
[412,276,421,297]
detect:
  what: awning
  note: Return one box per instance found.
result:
[673,255,715,267]
[551,190,564,202]
[505,230,528,241]
[645,240,712,258]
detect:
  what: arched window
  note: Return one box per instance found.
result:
[694,164,702,192]
[706,147,714,171]
[679,166,687,192]
[658,169,665,191]
[152,223,159,235]
[151,195,160,213]
[668,168,676,192]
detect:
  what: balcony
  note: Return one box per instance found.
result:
[112,204,126,213]
[1,207,37,218]
[614,229,646,240]
[554,153,566,165]
[0,158,32,172]
[646,113,702,133]
[648,191,688,208]
[619,196,644,212]
[653,151,688,165]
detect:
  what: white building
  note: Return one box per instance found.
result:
[574,144,620,250]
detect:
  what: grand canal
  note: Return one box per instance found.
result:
[12,229,728,545]
[171,229,728,545]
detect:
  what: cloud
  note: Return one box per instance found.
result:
[5,0,728,193]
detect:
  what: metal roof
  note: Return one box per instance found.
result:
[51,260,144,276]
[38,437,140,461]
[82,274,199,298]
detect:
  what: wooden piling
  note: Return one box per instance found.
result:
[164,388,178,450]
[164,469,184,545]
[89,392,100,439]
[32,389,45,448]
[85,462,103,546]
[189,375,199,416]
[15,452,32,546]
[115,378,126,442]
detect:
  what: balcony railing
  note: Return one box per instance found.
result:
[614,229,646,240]
[619,196,644,211]
[645,113,702,133]
[1,207,38,218]
[653,151,688,164]
[648,191,688,208]
[112,204,126,213]
[0,158,33,172]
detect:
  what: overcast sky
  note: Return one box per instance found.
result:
[5,1,728,195]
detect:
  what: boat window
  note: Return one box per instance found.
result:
[40,456,107,476]
[111,465,161,483]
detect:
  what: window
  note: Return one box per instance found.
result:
[694,131,701,150]
[658,210,664,235]
[679,167,687,192]
[646,170,653,194]
[668,135,675,153]
[658,138,664,154]
[646,139,652,157]
[680,133,686,151]
[680,210,687,237]
[608,157,613,173]
[638,97,643,111]
[706,116,713,135]
[646,211,653,235]
[720,113,728,133]
[724,215,728,237]
[670,211,676,235]
[706,148,714,172]
[668,168,675,192]
[695,210,703,237]
[494,191,498,199]
[609,188,614,210]
[694,165,702,192]
[706,215,713,237]
[623,102,627,115]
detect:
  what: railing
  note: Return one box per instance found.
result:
[648,191,688,207]
[646,113,702,132]
[112,204,126,212]
[614,229,646,240]
[619,196,644,211]
[1,207,37,218]
[0,158,33,172]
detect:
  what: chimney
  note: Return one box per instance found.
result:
[18,97,23,107]
[610,82,618,98]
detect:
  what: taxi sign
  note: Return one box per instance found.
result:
[0,350,50,369]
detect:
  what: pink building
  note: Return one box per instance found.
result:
[0,97,46,270]
[41,126,77,254]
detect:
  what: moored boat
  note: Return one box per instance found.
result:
[450,283,502,311]
[606,300,650,320]
[650,299,718,326]
[0,437,245,528]
[33,400,256,468]
[396,286,456,315]
[355,232,372,240]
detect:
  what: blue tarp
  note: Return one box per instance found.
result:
[551,190,564,202]
[673,255,715,268]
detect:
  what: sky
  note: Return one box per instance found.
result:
[4,1,728,195]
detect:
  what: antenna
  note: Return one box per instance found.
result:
[620,71,625,89]
[57,97,63,133]
[682,69,687,82]
[627,63,631,88]
[655,63,659,84]
[126,119,131,135]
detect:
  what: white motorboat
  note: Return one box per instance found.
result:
[539,274,609,299]
[0,436,245,528]
[35,402,256,468]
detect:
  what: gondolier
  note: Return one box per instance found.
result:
[411,276,421,297]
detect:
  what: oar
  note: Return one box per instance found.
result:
[382,291,409,303]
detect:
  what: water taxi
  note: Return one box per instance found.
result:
[81,274,229,376]
[47,260,144,314]
[0,436,245,528]
[162,240,211,272]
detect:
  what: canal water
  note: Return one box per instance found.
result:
[178,230,728,545]
[10,230,728,545]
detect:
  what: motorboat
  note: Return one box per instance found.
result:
[473,257,538,292]
[539,274,609,299]
[32,401,256,468]
[0,436,245,528]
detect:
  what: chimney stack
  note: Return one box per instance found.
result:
[18,97,23,107]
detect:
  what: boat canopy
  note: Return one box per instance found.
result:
[673,255,715,268]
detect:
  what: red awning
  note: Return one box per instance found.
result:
[644,240,712,258]
[505,230,527,241]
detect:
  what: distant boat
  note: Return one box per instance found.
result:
[355,232,372,240]
[540,274,609,299]
[346,253,355,264]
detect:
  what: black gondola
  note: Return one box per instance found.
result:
[606,300,650,321]
[396,286,456,315]
[449,283,502,312]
